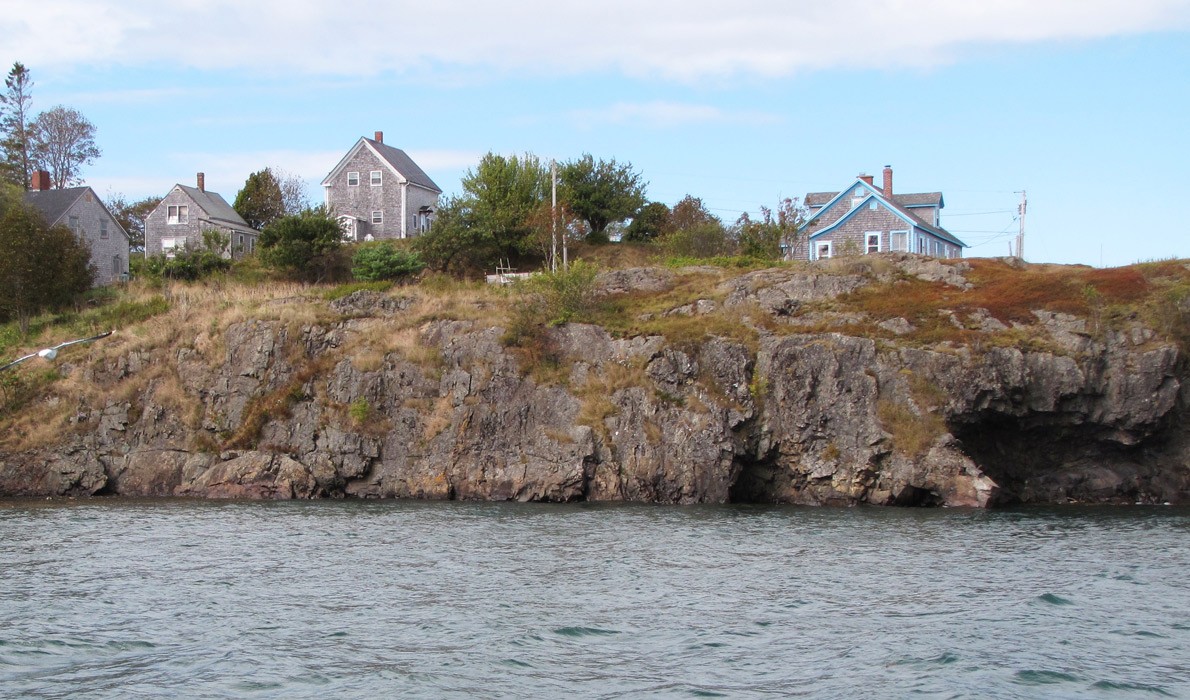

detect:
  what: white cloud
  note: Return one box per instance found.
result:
[5,1,1188,80]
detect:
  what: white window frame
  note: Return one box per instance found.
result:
[890,230,909,252]
[68,216,79,234]
[112,255,121,274]
[100,220,109,239]
[372,210,383,224]
[167,205,188,225]
[370,170,382,186]
[162,237,180,258]
[347,172,360,187]
[815,241,833,260]
[865,231,881,254]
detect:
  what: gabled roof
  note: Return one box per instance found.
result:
[174,185,257,231]
[802,176,964,247]
[321,137,442,193]
[24,186,131,240]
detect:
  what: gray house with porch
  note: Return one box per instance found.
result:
[321,132,441,241]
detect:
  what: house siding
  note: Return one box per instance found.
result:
[63,194,129,286]
[325,149,405,240]
[807,203,961,260]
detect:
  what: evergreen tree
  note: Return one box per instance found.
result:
[0,62,34,189]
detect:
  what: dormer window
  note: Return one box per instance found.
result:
[347,172,360,187]
[370,171,382,186]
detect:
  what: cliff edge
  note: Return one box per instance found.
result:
[1,255,1186,506]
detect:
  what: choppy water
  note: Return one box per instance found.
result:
[1,500,1188,699]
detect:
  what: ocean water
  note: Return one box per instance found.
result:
[1,500,1187,699]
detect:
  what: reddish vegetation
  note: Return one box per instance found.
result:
[836,257,1189,344]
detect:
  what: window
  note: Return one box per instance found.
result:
[891,230,908,252]
[238,234,245,248]
[917,236,925,254]
[162,237,179,258]
[347,172,360,186]
[854,187,864,196]
[865,232,881,254]
[249,237,255,253]
[869,201,877,211]
[68,216,80,234]
[372,210,383,224]
[112,255,121,275]
[816,241,832,260]
[167,205,188,224]
[850,197,864,209]
[370,170,382,186]
[100,220,109,239]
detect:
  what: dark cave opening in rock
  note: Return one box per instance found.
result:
[729,452,785,504]
[949,413,1158,505]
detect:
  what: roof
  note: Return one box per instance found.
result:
[24,187,88,226]
[25,186,131,240]
[806,190,943,209]
[175,184,257,231]
[321,137,442,193]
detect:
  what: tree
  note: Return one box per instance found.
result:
[734,198,806,260]
[658,196,730,258]
[258,207,343,281]
[234,168,286,230]
[28,106,100,188]
[106,193,161,254]
[274,167,310,216]
[0,62,34,189]
[623,201,671,242]
[415,152,551,273]
[0,191,93,334]
[669,195,720,231]
[558,154,647,243]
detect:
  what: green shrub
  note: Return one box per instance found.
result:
[351,242,426,282]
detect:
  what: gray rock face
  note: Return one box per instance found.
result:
[1,269,1186,507]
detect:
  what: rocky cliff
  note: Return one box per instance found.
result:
[1,257,1186,506]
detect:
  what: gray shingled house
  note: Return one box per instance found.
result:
[144,173,259,259]
[24,170,130,286]
[321,131,442,241]
[799,166,966,261]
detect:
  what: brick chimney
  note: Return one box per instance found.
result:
[197,172,205,192]
[31,170,51,191]
[858,173,874,186]
[882,165,893,199]
[374,131,383,144]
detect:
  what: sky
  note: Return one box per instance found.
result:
[3,0,1189,267]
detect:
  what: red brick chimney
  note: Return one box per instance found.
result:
[882,165,893,199]
[197,172,205,192]
[31,170,51,191]
[858,173,874,186]
[374,131,383,144]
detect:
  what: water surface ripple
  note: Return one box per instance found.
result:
[1,500,1187,698]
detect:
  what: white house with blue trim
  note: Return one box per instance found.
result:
[798,166,966,261]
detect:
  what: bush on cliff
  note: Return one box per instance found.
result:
[351,242,425,282]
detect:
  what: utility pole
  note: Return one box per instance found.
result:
[1016,190,1027,262]
[551,159,558,273]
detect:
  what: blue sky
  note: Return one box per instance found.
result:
[4,1,1189,266]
